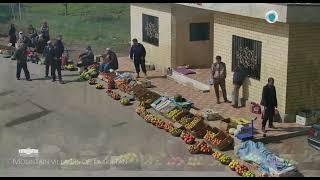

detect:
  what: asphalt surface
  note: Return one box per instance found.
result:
[0,56,319,177]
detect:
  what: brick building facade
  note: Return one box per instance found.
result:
[130,3,320,119]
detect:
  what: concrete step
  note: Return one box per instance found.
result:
[167,71,210,93]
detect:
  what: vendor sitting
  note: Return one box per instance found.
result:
[99,48,119,73]
[77,46,94,69]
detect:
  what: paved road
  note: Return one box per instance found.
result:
[0,56,319,177]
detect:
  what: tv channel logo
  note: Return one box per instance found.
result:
[265,10,278,23]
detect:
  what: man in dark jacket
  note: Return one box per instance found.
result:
[35,34,46,54]
[12,43,31,81]
[260,77,278,132]
[43,41,55,79]
[77,46,94,69]
[130,38,146,78]
[27,25,37,48]
[8,24,17,48]
[40,21,50,42]
[52,36,65,84]
[99,48,118,72]
[232,64,248,108]
[211,56,231,104]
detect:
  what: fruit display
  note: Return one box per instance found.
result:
[188,144,200,154]
[111,92,121,100]
[170,128,183,137]
[197,141,212,154]
[167,109,181,119]
[204,130,217,142]
[120,98,130,105]
[95,83,104,89]
[228,160,240,171]
[150,117,163,126]
[159,103,177,114]
[166,156,186,169]
[140,101,151,109]
[64,64,76,71]
[212,138,222,146]
[212,151,223,159]
[235,164,249,176]
[164,122,174,132]
[185,116,203,130]
[88,78,97,85]
[156,121,166,129]
[144,114,154,123]
[110,153,140,169]
[192,128,208,138]
[138,91,161,103]
[182,133,196,144]
[219,154,232,165]
[178,116,192,126]
[242,171,255,177]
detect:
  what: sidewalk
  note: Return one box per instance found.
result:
[117,57,309,142]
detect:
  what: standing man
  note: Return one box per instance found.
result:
[43,41,55,79]
[232,64,248,108]
[260,77,278,133]
[99,48,119,72]
[129,38,147,78]
[211,56,231,104]
[12,43,32,81]
[54,35,65,70]
[52,36,65,84]
[27,24,37,48]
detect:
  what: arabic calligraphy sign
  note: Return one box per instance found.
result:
[142,14,159,46]
[232,35,262,80]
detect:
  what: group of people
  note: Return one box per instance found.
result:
[211,56,278,133]
[9,21,65,83]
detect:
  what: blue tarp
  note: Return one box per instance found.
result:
[236,140,294,175]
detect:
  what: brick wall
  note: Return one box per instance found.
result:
[130,4,173,72]
[213,12,290,114]
[286,23,320,113]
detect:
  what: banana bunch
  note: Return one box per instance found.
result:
[167,109,182,119]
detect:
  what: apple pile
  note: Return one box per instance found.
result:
[156,121,166,129]
[212,138,222,146]
[212,151,223,159]
[204,130,217,142]
[235,164,249,176]
[228,160,239,171]
[188,144,200,154]
[182,133,196,144]
[164,122,174,132]
[197,141,212,154]
[144,114,154,123]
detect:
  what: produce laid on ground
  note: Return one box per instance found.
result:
[144,114,154,123]
[95,83,104,89]
[185,116,203,130]
[242,171,255,177]
[178,116,192,126]
[229,160,240,171]
[212,151,223,159]
[235,164,249,176]
[181,132,196,144]
[156,121,166,129]
[64,64,77,71]
[219,154,232,165]
[197,141,213,154]
[204,130,217,142]
[88,78,97,85]
[164,122,174,132]
[188,144,200,154]
[110,153,140,169]
[170,128,183,137]
[120,97,130,106]
[212,138,222,146]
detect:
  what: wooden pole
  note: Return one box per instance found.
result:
[19,3,21,21]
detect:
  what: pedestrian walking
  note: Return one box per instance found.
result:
[99,48,119,73]
[52,37,64,84]
[8,24,17,48]
[129,38,147,78]
[211,55,231,104]
[232,64,248,108]
[12,43,31,81]
[43,41,55,79]
[260,77,278,133]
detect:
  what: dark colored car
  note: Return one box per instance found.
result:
[308,124,320,150]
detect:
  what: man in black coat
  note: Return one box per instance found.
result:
[52,35,65,84]
[43,41,55,79]
[232,64,248,108]
[129,38,147,78]
[12,43,31,81]
[260,77,278,133]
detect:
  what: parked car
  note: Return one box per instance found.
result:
[308,124,320,150]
